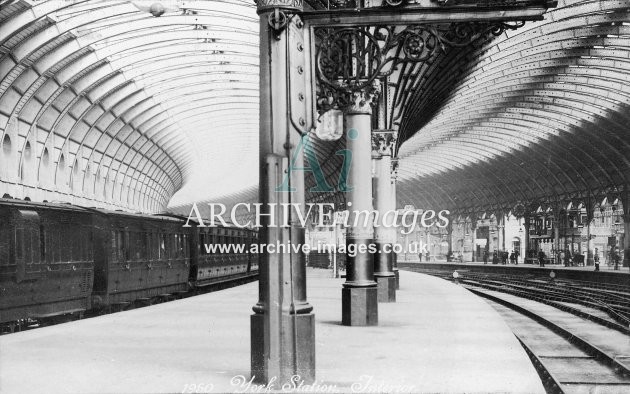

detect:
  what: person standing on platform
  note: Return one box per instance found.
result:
[483,250,489,264]
[510,251,516,264]
[613,247,620,270]
[538,250,546,267]
[492,251,499,265]
[564,249,572,267]
[515,249,519,264]
[594,248,600,271]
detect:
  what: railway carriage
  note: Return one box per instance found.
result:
[191,225,258,287]
[0,199,94,329]
[90,210,191,311]
[0,198,259,332]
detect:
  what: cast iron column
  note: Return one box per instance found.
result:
[586,199,594,265]
[524,214,530,261]
[252,1,315,385]
[372,130,397,302]
[342,82,380,326]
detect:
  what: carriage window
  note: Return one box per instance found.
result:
[71,225,81,262]
[82,228,89,261]
[178,234,184,258]
[159,234,166,259]
[135,232,146,260]
[29,228,37,264]
[88,228,93,260]
[111,231,116,259]
[0,224,10,265]
[15,228,23,260]
[40,225,46,262]
[123,231,130,261]
[59,225,69,261]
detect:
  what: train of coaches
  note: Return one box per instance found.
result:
[0,198,258,332]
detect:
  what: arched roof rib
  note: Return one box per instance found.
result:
[0,0,260,211]
[395,0,630,213]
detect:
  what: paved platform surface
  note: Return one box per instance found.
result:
[0,269,544,393]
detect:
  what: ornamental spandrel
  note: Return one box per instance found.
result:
[314,21,524,113]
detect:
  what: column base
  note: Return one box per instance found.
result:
[342,287,378,326]
[394,269,400,290]
[375,275,396,303]
[251,313,316,386]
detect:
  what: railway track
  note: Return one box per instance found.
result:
[0,273,258,335]
[404,268,630,393]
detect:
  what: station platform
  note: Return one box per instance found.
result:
[399,261,630,287]
[0,269,544,393]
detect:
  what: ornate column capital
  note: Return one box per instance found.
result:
[343,80,381,115]
[371,130,398,157]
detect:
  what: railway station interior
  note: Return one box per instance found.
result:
[1,0,630,393]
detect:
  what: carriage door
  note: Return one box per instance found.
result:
[14,210,40,283]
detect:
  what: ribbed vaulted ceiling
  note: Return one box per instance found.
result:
[396,0,630,214]
[0,0,258,212]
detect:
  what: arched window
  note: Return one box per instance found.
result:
[57,153,67,188]
[42,148,49,168]
[21,141,34,182]
[2,134,11,155]
[71,159,82,192]
[39,148,51,187]
[24,142,31,160]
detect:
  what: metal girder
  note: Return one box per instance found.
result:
[302,1,553,26]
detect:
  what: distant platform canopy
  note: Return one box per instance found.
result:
[1,0,629,215]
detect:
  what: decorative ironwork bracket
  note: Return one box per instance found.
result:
[313,21,524,113]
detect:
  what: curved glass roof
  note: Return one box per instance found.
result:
[0,0,258,211]
[1,0,629,214]
[395,0,630,213]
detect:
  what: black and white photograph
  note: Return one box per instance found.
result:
[0,0,629,393]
